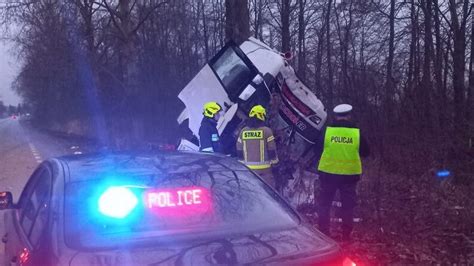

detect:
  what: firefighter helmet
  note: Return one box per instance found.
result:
[249,105,266,121]
[203,102,222,118]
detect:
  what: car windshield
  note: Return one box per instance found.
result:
[64,168,299,249]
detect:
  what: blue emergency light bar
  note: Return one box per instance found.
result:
[98,187,138,219]
[436,170,451,177]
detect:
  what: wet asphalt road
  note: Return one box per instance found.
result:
[0,117,88,262]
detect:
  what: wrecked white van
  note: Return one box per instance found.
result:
[177,37,327,169]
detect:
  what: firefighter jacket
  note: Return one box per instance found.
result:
[199,117,222,153]
[236,126,279,170]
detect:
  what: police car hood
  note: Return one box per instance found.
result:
[68,225,341,266]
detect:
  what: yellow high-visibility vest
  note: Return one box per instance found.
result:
[318,127,362,175]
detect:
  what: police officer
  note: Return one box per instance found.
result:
[316,104,370,241]
[199,102,223,153]
[236,105,279,187]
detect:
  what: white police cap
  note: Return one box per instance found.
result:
[333,104,353,114]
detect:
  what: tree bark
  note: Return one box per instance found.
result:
[449,0,468,129]
[314,13,325,94]
[433,0,444,129]
[468,3,474,124]
[343,1,353,98]
[420,0,433,130]
[297,0,306,81]
[334,0,353,101]
[407,0,416,95]
[200,0,210,59]
[252,0,266,39]
[385,0,395,123]
[414,2,421,89]
[325,0,333,108]
[281,0,291,52]
[225,0,250,45]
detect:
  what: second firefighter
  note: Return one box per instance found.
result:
[236,105,279,187]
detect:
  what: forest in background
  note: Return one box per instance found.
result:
[1,1,473,263]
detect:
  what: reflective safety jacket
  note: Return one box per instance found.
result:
[236,126,279,170]
[199,117,221,153]
[318,126,362,175]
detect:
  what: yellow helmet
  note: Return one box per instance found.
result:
[203,102,222,118]
[249,105,266,121]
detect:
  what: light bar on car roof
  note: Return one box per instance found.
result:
[98,187,138,219]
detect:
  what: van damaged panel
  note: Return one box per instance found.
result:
[177,37,327,169]
[177,64,232,138]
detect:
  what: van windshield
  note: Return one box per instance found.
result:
[210,46,255,100]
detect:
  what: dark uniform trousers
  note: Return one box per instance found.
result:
[318,172,358,237]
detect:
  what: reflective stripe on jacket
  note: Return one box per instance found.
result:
[236,126,278,170]
[318,127,362,175]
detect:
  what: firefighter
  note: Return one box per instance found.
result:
[199,101,223,153]
[236,105,279,187]
[316,104,370,241]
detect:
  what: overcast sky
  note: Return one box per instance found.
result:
[0,41,20,106]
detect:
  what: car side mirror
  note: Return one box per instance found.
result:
[0,192,13,210]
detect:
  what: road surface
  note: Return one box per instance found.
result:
[0,117,89,262]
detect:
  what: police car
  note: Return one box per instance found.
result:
[0,151,356,265]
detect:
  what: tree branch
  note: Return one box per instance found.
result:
[266,2,282,29]
[94,0,125,38]
[370,0,390,18]
[130,0,168,36]
[433,0,454,31]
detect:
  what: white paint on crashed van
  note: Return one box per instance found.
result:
[177,37,326,144]
[280,66,327,130]
[177,64,231,138]
[240,37,284,78]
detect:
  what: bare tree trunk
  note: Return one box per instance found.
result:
[407,0,415,95]
[297,0,306,81]
[414,3,421,89]
[433,0,444,129]
[385,0,395,123]
[449,0,468,130]
[200,0,210,59]
[334,0,353,101]
[225,0,250,44]
[281,0,291,52]
[468,3,474,125]
[75,0,95,55]
[405,0,420,125]
[116,0,137,148]
[359,22,367,104]
[420,0,433,130]
[443,34,450,108]
[326,0,333,108]
[343,1,353,98]
[252,0,266,39]
[211,0,226,51]
[102,0,167,148]
[314,18,325,94]
[117,0,132,85]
